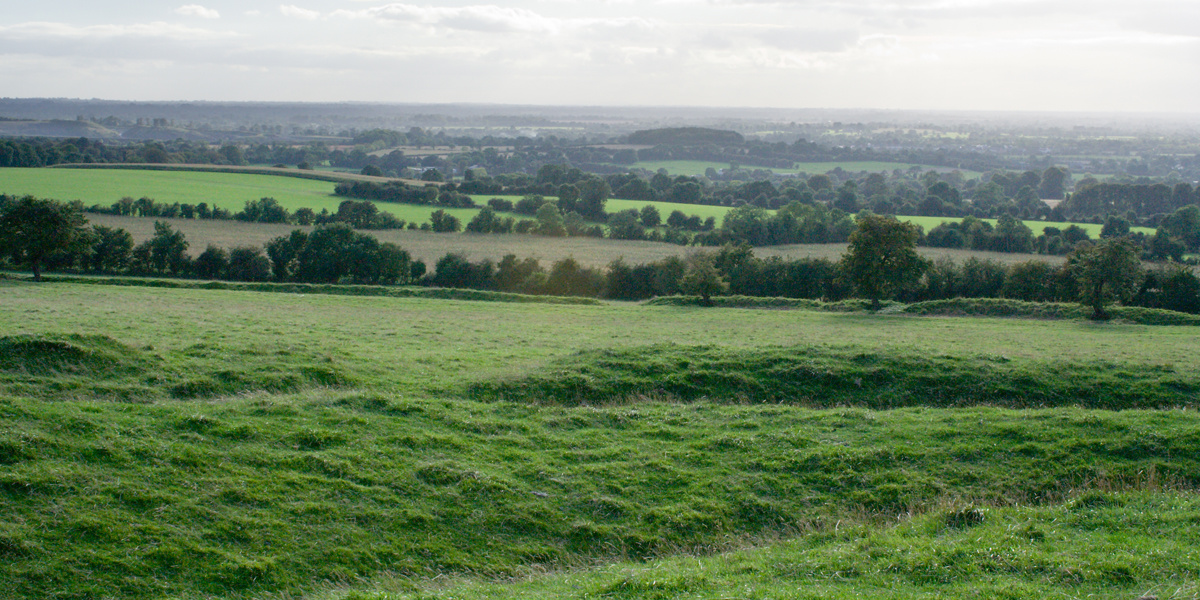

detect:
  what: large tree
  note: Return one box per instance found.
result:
[0,196,89,280]
[842,214,928,310]
[1071,238,1143,320]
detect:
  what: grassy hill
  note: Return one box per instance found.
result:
[2,278,1199,598]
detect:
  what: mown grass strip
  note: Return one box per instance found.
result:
[28,274,602,306]
[467,343,1200,409]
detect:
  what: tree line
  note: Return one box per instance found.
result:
[4,197,1197,318]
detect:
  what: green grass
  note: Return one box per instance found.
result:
[0,167,483,226]
[333,491,1200,600]
[902,215,1156,238]
[0,230,1196,599]
[0,167,341,213]
[469,342,1199,410]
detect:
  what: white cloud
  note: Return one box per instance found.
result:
[335,4,559,33]
[279,5,321,20]
[0,21,232,41]
[333,4,659,38]
[175,5,220,19]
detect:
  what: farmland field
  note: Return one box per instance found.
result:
[83,213,1062,268]
[3,168,1148,241]
[1,278,1198,600]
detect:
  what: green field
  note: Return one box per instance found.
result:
[2,278,1200,599]
[0,167,342,212]
[0,167,486,226]
[4,168,1138,242]
[902,215,1156,238]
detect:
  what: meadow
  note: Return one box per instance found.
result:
[2,277,1200,599]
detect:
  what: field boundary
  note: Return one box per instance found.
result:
[6,273,602,305]
[647,295,1200,326]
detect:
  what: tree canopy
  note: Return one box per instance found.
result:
[842,214,928,310]
[0,196,89,280]
[1071,237,1143,320]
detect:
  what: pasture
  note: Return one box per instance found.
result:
[1,278,1198,600]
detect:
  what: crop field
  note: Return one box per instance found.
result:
[1,277,1200,599]
[82,213,1061,269]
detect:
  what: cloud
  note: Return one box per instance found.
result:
[175,5,220,19]
[335,4,558,33]
[754,27,859,52]
[279,5,321,20]
[332,3,659,38]
[0,21,232,41]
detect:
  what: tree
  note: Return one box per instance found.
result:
[429,209,462,233]
[534,203,565,237]
[680,254,728,306]
[842,215,928,310]
[1071,238,1143,320]
[142,221,190,276]
[0,196,89,280]
[577,178,610,219]
[193,245,229,279]
[606,210,644,240]
[87,225,133,273]
[227,246,272,282]
[639,204,661,228]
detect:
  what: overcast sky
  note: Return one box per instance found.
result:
[2,0,1198,112]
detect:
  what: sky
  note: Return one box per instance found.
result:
[2,0,1198,112]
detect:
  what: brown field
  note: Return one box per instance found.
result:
[84,214,1061,270]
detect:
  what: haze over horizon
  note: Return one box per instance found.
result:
[2,0,1198,114]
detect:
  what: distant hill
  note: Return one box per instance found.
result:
[0,119,120,139]
[627,127,744,146]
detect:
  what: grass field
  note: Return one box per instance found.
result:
[2,279,1199,599]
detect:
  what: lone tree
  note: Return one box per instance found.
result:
[842,214,927,310]
[1071,237,1143,320]
[0,196,89,281]
[680,254,728,306]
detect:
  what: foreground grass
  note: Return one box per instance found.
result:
[1,279,1194,401]
[3,280,1199,599]
[335,492,1200,600]
[3,393,1198,600]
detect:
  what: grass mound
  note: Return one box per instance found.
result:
[0,334,151,376]
[345,491,1200,600]
[467,344,1200,409]
[649,295,1200,326]
[0,332,355,402]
